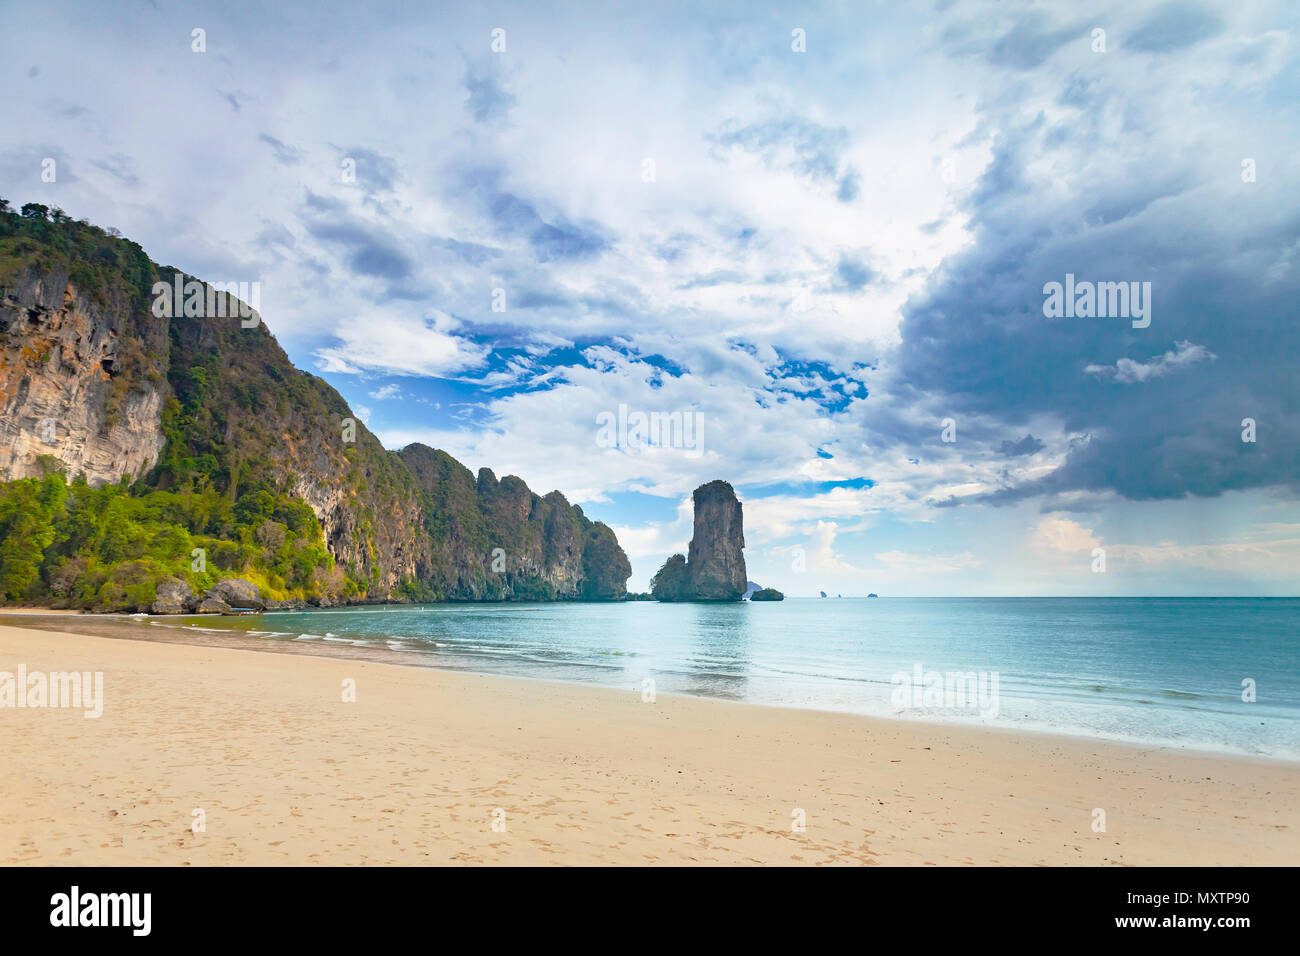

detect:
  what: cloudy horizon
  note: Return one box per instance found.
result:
[4,0,1297,596]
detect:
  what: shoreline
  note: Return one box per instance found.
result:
[2,621,1298,865]
[3,608,1297,765]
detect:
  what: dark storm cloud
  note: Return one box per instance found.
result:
[894,111,1300,503]
[1000,434,1045,457]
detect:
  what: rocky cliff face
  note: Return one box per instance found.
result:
[0,205,631,603]
[0,268,166,485]
[651,479,747,601]
[399,445,628,600]
[686,480,747,600]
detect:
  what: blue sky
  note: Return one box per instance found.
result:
[3,0,1298,594]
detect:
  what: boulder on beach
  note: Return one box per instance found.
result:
[203,578,265,610]
[150,576,194,615]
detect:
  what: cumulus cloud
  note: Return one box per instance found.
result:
[1033,517,1102,554]
[1083,340,1216,384]
[315,310,489,378]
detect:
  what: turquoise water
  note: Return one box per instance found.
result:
[149,597,1300,759]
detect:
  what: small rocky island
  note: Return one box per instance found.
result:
[651,480,748,602]
[749,587,784,601]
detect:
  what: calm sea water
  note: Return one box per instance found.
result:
[148,597,1300,759]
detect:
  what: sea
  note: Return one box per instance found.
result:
[140,597,1300,760]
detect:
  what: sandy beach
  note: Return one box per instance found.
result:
[1,621,1297,866]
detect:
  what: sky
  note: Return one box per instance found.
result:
[3,0,1298,595]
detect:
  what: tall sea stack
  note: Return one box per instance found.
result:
[651,480,747,601]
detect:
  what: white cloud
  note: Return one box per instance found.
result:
[315,310,488,378]
[1084,341,1216,384]
[1033,517,1102,554]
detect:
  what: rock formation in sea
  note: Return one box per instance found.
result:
[651,480,747,602]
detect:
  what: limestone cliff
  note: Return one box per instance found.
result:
[0,202,631,603]
[399,445,628,601]
[686,480,747,600]
[1,267,166,485]
[651,479,747,602]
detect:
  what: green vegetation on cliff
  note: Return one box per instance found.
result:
[0,471,343,609]
[649,553,690,602]
[0,200,633,608]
